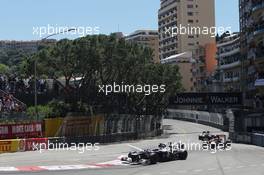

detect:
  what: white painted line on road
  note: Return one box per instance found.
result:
[98,159,128,166]
[0,167,18,171]
[0,159,127,172]
[236,165,245,169]
[177,170,188,174]
[207,168,217,171]
[39,165,92,171]
[85,165,103,169]
[127,144,144,151]
[193,169,203,172]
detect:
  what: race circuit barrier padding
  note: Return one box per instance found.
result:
[0,138,48,153]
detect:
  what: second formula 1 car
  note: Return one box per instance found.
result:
[198,131,214,141]
[202,134,232,150]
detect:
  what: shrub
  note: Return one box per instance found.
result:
[26,105,53,120]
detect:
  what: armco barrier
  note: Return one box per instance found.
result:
[0,138,48,153]
[0,139,25,153]
[166,109,227,131]
[229,132,252,144]
[25,138,48,151]
[252,133,264,147]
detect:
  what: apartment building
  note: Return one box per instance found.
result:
[125,30,160,63]
[216,33,241,92]
[161,52,194,92]
[0,39,56,52]
[240,0,264,109]
[158,0,216,92]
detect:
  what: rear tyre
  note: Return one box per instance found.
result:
[149,154,158,164]
[179,151,188,160]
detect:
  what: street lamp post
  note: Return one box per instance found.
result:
[34,28,76,119]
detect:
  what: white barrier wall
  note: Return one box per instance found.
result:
[166,109,224,126]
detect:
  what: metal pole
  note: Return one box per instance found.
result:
[34,58,38,119]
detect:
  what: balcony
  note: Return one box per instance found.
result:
[223,77,240,83]
[253,24,264,36]
[249,47,264,61]
[255,79,264,87]
[217,48,240,58]
[252,2,264,13]
[219,61,241,70]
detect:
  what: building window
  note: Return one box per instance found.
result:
[188,12,194,16]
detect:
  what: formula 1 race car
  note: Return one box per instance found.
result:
[121,143,188,165]
[198,131,214,141]
[202,134,231,150]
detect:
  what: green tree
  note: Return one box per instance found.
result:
[20,34,182,116]
[0,64,10,75]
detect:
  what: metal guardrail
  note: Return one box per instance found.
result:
[230,132,252,144]
[165,109,228,131]
[166,109,225,126]
[230,132,264,147]
[252,133,264,147]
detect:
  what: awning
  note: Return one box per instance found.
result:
[255,79,264,87]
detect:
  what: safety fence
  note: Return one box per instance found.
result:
[165,109,227,130]
[230,132,264,147]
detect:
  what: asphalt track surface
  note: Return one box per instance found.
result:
[1,119,264,175]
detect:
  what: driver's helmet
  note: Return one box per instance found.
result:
[158,143,166,149]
